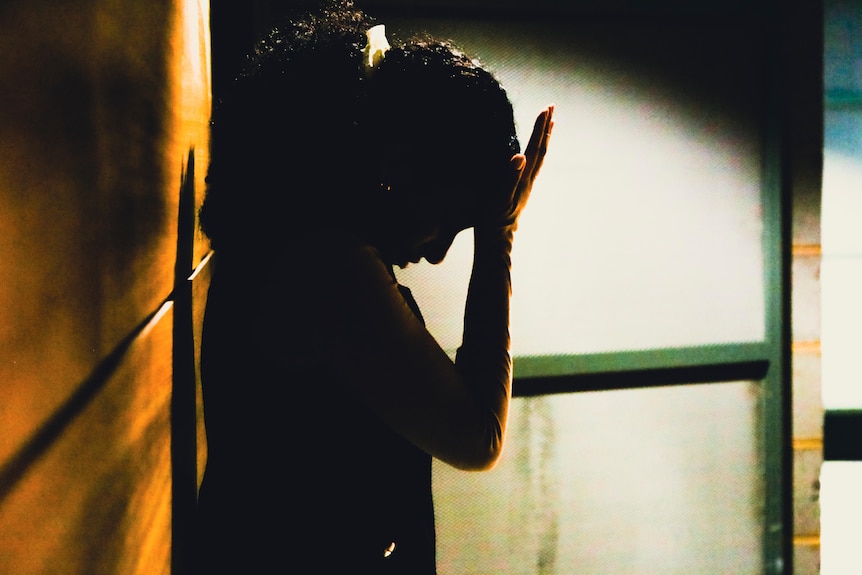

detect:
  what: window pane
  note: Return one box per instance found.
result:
[820,462,862,573]
[392,19,766,362]
[432,381,764,574]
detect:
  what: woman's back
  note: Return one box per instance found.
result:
[195,239,437,573]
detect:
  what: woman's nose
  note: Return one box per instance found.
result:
[423,231,457,265]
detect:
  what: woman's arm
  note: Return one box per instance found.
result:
[286,106,554,471]
[449,105,555,468]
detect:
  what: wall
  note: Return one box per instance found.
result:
[0,1,211,573]
[785,2,825,574]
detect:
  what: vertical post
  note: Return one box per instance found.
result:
[761,0,794,573]
[172,149,198,575]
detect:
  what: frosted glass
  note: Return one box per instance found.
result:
[820,462,862,575]
[432,381,764,575]
[821,257,862,410]
[822,138,862,410]
[392,20,766,360]
[822,149,862,256]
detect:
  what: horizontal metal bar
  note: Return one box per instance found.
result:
[824,410,862,461]
[513,359,769,396]
[514,342,769,380]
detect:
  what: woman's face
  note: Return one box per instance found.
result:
[375,177,476,269]
[368,128,506,268]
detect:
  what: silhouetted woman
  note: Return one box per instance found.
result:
[196,1,553,572]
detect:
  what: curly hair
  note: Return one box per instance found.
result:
[200,0,519,257]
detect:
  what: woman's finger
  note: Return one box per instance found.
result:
[502,154,526,211]
[524,106,554,183]
[523,107,550,162]
[516,107,553,197]
[523,106,554,178]
[497,105,554,229]
[529,116,554,181]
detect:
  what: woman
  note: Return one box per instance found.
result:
[196,1,553,572]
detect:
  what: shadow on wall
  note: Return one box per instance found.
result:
[0,0,211,573]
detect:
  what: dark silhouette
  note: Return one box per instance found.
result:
[195,1,553,572]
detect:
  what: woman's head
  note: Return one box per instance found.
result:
[200,0,519,265]
[361,40,520,265]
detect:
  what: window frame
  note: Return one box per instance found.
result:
[358,1,792,572]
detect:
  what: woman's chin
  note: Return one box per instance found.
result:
[395,254,424,269]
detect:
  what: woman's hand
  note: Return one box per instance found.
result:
[499,105,554,230]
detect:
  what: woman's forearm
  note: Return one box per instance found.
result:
[454,225,516,466]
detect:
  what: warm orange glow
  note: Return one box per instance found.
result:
[793,244,823,257]
[0,0,211,572]
[793,438,824,451]
[0,307,174,574]
[170,0,212,264]
[793,340,822,353]
[794,535,821,547]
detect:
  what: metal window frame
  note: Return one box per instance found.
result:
[362,2,792,572]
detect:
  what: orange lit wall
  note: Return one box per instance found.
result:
[0,0,211,572]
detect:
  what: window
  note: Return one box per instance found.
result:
[374,2,791,573]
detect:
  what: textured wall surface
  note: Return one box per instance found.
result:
[0,0,211,572]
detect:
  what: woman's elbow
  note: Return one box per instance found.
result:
[464,449,502,472]
[451,424,505,471]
